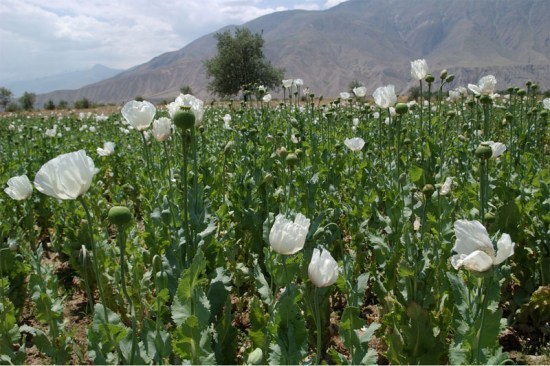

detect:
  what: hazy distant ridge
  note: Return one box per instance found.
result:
[35,0,550,105]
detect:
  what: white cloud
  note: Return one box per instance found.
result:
[0,0,349,83]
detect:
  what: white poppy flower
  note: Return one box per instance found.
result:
[308,248,339,288]
[451,220,514,272]
[440,177,453,196]
[34,150,96,200]
[152,117,173,142]
[373,85,397,109]
[269,213,310,255]
[344,137,365,152]
[410,59,429,81]
[468,75,497,96]
[353,86,367,98]
[121,100,156,131]
[97,142,115,156]
[5,175,33,200]
[167,94,204,126]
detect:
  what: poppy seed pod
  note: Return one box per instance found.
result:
[517,89,526,97]
[395,103,408,115]
[108,206,132,226]
[173,109,195,130]
[440,69,448,80]
[425,74,435,83]
[479,95,492,105]
[475,144,493,160]
[445,74,455,83]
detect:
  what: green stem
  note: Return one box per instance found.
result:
[475,276,492,364]
[181,132,191,265]
[313,287,322,365]
[118,228,137,364]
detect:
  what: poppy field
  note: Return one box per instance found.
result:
[1,65,549,365]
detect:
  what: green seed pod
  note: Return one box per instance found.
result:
[505,112,514,122]
[440,69,448,80]
[399,173,407,183]
[286,153,299,167]
[458,134,467,142]
[466,100,476,108]
[425,74,435,83]
[395,103,408,115]
[479,95,492,105]
[540,110,548,117]
[173,109,195,131]
[422,184,435,199]
[295,148,304,158]
[445,74,455,83]
[526,80,533,87]
[403,137,411,145]
[108,206,132,226]
[475,144,493,160]
[507,86,515,94]
[446,110,456,119]
[517,88,526,97]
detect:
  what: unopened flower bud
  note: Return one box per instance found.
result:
[422,184,435,199]
[440,69,448,80]
[425,74,435,83]
[484,212,495,223]
[445,74,455,83]
[224,140,235,155]
[276,147,288,158]
[286,153,299,167]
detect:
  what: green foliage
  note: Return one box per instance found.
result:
[0,87,13,110]
[44,99,56,110]
[204,27,284,98]
[74,97,91,109]
[19,91,36,111]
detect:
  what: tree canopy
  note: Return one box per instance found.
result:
[204,27,284,98]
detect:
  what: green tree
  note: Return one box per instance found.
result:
[180,85,193,95]
[44,99,56,110]
[19,92,36,111]
[0,87,13,110]
[74,98,91,109]
[204,27,284,99]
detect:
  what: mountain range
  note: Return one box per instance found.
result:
[35,0,550,106]
[6,64,122,97]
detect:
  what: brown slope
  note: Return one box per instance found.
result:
[36,0,550,106]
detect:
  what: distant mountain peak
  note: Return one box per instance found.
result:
[36,0,550,105]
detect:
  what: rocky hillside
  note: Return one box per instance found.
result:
[36,0,550,105]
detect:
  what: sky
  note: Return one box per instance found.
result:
[0,0,349,84]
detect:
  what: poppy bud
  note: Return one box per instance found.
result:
[108,206,132,226]
[440,69,448,80]
[445,74,455,83]
[286,153,299,167]
[422,184,435,199]
[276,147,288,158]
[425,74,435,83]
[484,212,495,223]
[173,109,195,130]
